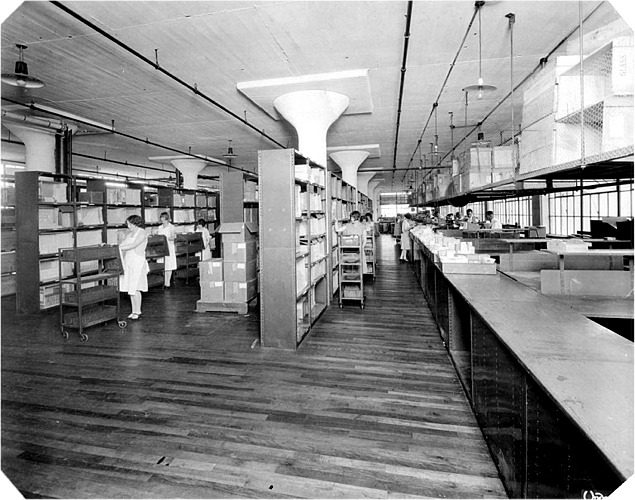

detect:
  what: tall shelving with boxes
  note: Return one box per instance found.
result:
[15,172,87,313]
[195,189,220,258]
[327,173,357,299]
[258,149,329,349]
[243,175,259,224]
[84,179,143,247]
[1,178,17,297]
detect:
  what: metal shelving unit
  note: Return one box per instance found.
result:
[258,148,329,349]
[58,244,126,341]
[338,234,365,309]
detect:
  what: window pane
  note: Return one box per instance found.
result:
[620,184,633,217]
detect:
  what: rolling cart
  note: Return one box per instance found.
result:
[59,244,126,341]
[363,232,376,279]
[338,234,365,309]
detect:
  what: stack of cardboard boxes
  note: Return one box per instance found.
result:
[198,222,258,308]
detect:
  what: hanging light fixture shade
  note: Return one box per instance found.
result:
[462,3,496,99]
[1,44,45,89]
[222,139,237,159]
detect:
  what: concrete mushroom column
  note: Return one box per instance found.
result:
[329,150,370,191]
[357,172,376,197]
[273,90,349,167]
[170,158,208,190]
[4,123,56,173]
[368,179,382,219]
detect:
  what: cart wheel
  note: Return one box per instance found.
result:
[80,333,89,342]
[118,320,127,329]
[62,330,69,339]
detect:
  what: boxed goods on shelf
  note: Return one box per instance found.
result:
[2,185,15,205]
[295,164,311,182]
[342,285,363,298]
[39,259,73,282]
[309,193,322,211]
[223,259,257,282]
[310,215,327,235]
[311,259,327,282]
[218,222,258,243]
[1,274,16,296]
[492,145,515,171]
[224,278,258,302]
[340,235,360,246]
[602,96,634,152]
[76,230,103,247]
[296,255,309,293]
[39,283,60,308]
[39,180,67,203]
[297,219,309,239]
[223,240,257,262]
[296,296,309,324]
[76,206,103,226]
[173,209,195,223]
[39,231,73,255]
[200,280,224,302]
[440,260,497,275]
[78,191,104,204]
[107,207,127,225]
[1,251,16,274]
[311,167,325,186]
[310,239,326,262]
[546,239,590,253]
[39,208,62,229]
[342,270,360,281]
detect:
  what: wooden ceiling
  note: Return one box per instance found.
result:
[1,1,625,191]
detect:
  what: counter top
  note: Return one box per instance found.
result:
[443,271,633,480]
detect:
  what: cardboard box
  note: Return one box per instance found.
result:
[294,164,311,182]
[224,278,258,302]
[200,281,224,303]
[218,222,258,243]
[223,240,257,263]
[199,258,223,281]
[223,259,257,282]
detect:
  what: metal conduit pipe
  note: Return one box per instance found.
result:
[424,1,604,176]
[2,97,255,176]
[391,0,414,180]
[72,152,178,174]
[51,1,285,150]
[402,1,481,184]
[1,110,67,131]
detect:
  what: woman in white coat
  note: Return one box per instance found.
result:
[195,218,213,261]
[399,213,413,261]
[157,211,177,287]
[119,215,149,320]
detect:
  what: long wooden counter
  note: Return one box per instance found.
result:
[411,234,633,498]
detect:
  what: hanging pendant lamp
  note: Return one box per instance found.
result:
[462,3,496,100]
[222,139,237,164]
[430,105,446,166]
[1,44,45,89]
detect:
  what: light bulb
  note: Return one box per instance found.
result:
[477,88,484,100]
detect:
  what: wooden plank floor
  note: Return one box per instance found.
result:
[1,235,507,499]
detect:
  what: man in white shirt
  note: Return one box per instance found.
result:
[485,210,503,230]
